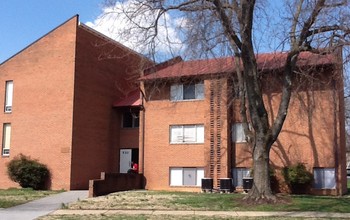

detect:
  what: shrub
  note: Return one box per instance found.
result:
[282,163,313,194]
[7,154,50,190]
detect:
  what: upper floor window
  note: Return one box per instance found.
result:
[2,123,11,156]
[5,81,13,113]
[122,111,139,128]
[170,82,204,101]
[170,124,204,144]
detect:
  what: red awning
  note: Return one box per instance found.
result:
[114,90,141,107]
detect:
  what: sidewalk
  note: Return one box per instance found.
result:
[51,209,350,218]
[0,190,88,220]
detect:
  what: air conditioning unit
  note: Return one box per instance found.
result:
[2,149,10,156]
[5,106,12,112]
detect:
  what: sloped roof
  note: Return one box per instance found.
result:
[114,90,141,107]
[140,52,336,81]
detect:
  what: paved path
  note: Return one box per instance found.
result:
[0,190,88,220]
[51,209,350,218]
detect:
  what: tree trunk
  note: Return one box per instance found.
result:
[244,135,276,203]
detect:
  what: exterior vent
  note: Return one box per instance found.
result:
[5,106,12,112]
[2,149,10,156]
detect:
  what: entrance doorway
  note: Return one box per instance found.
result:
[119,148,139,173]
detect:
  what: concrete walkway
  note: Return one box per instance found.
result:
[0,190,88,220]
[50,209,350,218]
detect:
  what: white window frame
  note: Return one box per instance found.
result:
[170,124,204,144]
[232,123,247,143]
[2,123,11,156]
[169,167,204,186]
[313,168,336,189]
[5,81,13,113]
[170,82,204,101]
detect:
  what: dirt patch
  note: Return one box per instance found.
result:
[68,190,191,210]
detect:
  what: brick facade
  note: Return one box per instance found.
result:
[0,16,148,190]
[140,57,347,195]
[0,15,346,195]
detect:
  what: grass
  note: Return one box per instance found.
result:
[38,181,350,220]
[31,179,350,219]
[62,190,350,213]
[0,188,62,208]
[39,215,321,220]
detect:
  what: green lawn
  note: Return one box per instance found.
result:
[38,182,350,220]
[172,192,350,213]
[0,188,62,208]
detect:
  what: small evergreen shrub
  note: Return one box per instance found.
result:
[7,154,50,190]
[282,163,313,194]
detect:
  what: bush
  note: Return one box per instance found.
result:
[7,154,50,190]
[282,163,313,194]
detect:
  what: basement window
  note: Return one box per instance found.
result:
[313,168,336,189]
[170,167,204,186]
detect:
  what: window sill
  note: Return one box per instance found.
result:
[170,142,204,145]
[170,99,204,102]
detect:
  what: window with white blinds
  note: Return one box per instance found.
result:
[2,123,11,156]
[170,167,204,186]
[170,82,204,101]
[5,81,13,113]
[313,168,336,189]
[232,123,247,143]
[170,125,204,144]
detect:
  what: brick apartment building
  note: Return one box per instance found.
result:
[0,15,150,190]
[0,16,347,195]
[139,53,347,195]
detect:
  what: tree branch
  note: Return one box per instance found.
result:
[212,0,242,50]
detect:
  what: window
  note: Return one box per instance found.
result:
[122,111,139,128]
[4,81,13,113]
[2,123,11,156]
[313,168,336,189]
[232,168,250,187]
[170,167,204,186]
[170,82,204,101]
[170,125,204,144]
[232,123,246,143]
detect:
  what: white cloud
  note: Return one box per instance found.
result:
[86,0,185,61]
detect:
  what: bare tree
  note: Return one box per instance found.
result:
[101,0,350,202]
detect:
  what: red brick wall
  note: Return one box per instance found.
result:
[142,65,346,194]
[0,17,78,190]
[70,25,147,189]
[233,66,346,194]
[142,79,231,191]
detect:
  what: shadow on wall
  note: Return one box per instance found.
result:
[264,67,337,170]
[233,66,339,193]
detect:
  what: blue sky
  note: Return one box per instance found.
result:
[0,0,103,63]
